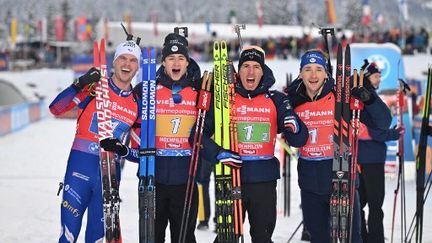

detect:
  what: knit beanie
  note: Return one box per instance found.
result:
[238,45,265,70]
[364,61,381,78]
[299,50,328,71]
[162,33,190,61]
[113,40,141,63]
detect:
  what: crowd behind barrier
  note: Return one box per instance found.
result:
[1,28,430,69]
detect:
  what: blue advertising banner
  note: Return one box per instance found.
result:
[351,43,415,164]
[0,54,9,71]
[72,54,113,79]
[72,54,93,78]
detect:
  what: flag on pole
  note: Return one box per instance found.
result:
[104,17,109,42]
[361,0,371,26]
[399,0,409,21]
[256,0,264,28]
[375,13,385,25]
[326,0,337,24]
[39,17,48,42]
[10,18,17,47]
[175,9,182,23]
[229,10,237,26]
[54,16,65,41]
[124,14,132,36]
[206,18,211,34]
[151,11,158,37]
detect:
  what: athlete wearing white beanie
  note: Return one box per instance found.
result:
[113,40,141,63]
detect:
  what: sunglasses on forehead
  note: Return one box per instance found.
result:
[172,84,182,104]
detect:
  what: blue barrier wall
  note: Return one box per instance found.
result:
[0,100,47,137]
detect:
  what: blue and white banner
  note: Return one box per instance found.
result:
[351,43,415,163]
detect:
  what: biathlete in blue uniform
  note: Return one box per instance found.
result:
[50,40,141,242]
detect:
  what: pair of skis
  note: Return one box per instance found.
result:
[138,47,157,243]
[277,136,297,218]
[412,66,432,243]
[390,68,432,243]
[390,76,408,243]
[348,67,364,242]
[330,43,363,243]
[178,71,213,243]
[94,39,122,242]
[213,40,244,243]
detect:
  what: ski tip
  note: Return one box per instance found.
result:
[93,42,100,67]
[220,40,227,49]
[337,43,342,55]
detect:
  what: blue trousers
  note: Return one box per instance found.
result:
[58,150,121,243]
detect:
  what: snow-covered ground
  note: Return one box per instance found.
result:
[1,116,431,242]
[0,55,431,242]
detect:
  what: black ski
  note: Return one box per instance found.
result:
[415,66,432,242]
[330,43,352,243]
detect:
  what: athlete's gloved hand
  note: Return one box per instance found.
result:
[100,138,129,157]
[216,149,243,169]
[73,67,101,91]
[396,126,405,135]
[284,115,300,134]
[351,86,375,105]
[393,125,405,135]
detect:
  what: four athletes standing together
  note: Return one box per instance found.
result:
[50,29,400,243]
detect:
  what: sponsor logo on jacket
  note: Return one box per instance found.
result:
[296,109,333,120]
[237,105,271,115]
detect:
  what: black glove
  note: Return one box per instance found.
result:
[216,149,243,169]
[393,125,405,136]
[361,59,369,70]
[73,67,101,91]
[396,126,405,135]
[100,138,128,157]
[284,115,300,134]
[351,86,375,105]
